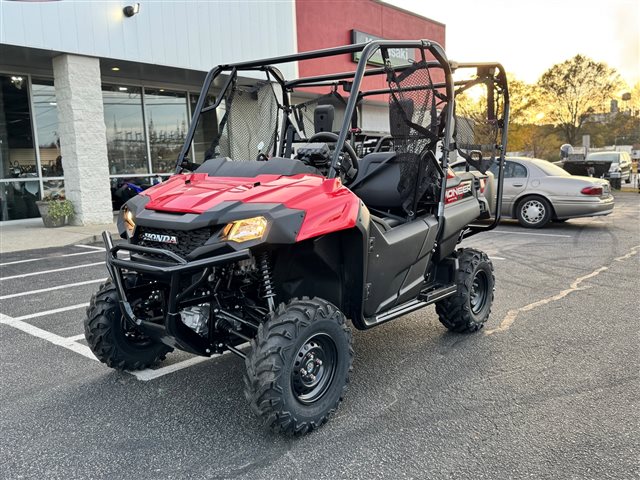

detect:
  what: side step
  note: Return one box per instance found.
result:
[366,284,458,327]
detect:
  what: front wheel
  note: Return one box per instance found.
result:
[84,278,172,370]
[516,196,552,228]
[244,298,353,436]
[436,248,495,333]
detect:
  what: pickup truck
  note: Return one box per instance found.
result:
[563,151,632,184]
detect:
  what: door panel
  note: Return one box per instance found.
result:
[500,161,528,215]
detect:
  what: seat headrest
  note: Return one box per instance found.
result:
[314,105,335,133]
[389,98,415,138]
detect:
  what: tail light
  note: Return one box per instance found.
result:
[581,186,603,196]
[446,167,456,179]
[479,178,486,194]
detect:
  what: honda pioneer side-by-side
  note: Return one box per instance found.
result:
[85,40,509,435]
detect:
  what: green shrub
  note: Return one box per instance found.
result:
[46,199,75,221]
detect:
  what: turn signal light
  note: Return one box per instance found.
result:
[123,207,136,237]
[580,186,603,196]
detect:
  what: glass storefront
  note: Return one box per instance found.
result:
[102,85,148,175]
[32,80,63,177]
[145,89,188,174]
[0,74,39,220]
[0,74,37,181]
[0,73,198,221]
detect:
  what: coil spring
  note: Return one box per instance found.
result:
[259,252,275,311]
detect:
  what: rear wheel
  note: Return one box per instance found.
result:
[84,278,172,370]
[436,248,494,333]
[244,298,353,436]
[516,196,552,228]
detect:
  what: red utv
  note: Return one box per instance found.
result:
[85,40,509,435]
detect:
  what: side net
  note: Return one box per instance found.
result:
[210,80,281,161]
[386,60,445,215]
[453,78,506,173]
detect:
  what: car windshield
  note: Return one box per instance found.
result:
[536,161,571,177]
[586,152,619,162]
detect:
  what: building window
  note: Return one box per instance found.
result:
[0,180,40,221]
[190,93,219,162]
[0,74,41,220]
[0,74,37,181]
[32,80,63,177]
[43,179,64,201]
[145,89,188,174]
[102,85,148,175]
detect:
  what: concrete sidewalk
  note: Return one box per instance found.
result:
[0,218,119,254]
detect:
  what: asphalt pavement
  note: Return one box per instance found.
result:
[0,193,638,480]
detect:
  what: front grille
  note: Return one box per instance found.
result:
[136,226,213,259]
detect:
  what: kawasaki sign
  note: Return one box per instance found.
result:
[351,30,415,67]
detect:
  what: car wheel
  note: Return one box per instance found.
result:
[436,248,494,333]
[516,196,552,228]
[244,297,353,436]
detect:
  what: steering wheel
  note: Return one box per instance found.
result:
[308,132,359,183]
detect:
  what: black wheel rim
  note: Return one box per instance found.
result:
[470,270,489,315]
[291,333,337,405]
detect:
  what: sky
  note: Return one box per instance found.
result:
[388,0,640,86]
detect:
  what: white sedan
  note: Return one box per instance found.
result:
[489,157,615,228]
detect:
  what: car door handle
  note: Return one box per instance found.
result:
[512,183,524,187]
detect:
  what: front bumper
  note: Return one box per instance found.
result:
[102,231,250,355]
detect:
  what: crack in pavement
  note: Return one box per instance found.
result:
[485,244,640,335]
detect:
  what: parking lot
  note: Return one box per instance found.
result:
[1,193,638,480]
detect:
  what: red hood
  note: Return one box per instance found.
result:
[141,173,361,242]
[144,173,343,213]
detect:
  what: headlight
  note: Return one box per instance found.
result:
[123,207,136,238]
[223,216,268,243]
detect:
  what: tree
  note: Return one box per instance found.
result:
[507,75,543,125]
[538,55,622,145]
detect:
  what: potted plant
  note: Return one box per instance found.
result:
[36,194,75,228]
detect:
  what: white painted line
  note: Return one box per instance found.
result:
[486,244,640,335]
[487,230,571,238]
[0,307,248,381]
[13,303,89,321]
[74,244,105,251]
[130,356,212,381]
[0,313,97,361]
[489,256,506,260]
[66,333,87,342]
[0,278,104,300]
[1,262,105,281]
[0,250,103,267]
[129,342,249,381]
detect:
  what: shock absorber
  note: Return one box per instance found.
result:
[259,252,276,312]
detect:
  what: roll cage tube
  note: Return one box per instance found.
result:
[175,40,456,179]
[175,64,290,173]
[449,62,510,238]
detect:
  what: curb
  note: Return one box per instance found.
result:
[70,232,121,247]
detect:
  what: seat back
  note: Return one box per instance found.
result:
[314,105,334,133]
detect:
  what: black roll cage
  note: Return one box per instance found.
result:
[176,39,509,237]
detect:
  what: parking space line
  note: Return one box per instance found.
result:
[13,303,89,321]
[487,230,571,238]
[0,313,97,361]
[0,250,103,267]
[130,343,249,381]
[0,279,104,300]
[66,333,86,341]
[1,308,246,382]
[1,262,105,281]
[74,244,105,251]
[489,256,506,260]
